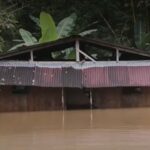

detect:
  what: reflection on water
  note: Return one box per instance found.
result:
[1,108,150,149]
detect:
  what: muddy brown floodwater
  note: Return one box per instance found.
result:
[1,108,150,150]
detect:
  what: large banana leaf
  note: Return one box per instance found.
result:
[57,13,77,38]
[19,28,37,46]
[135,32,150,50]
[39,12,58,43]
[134,20,150,50]
[67,49,76,59]
[29,15,40,27]
[9,28,37,51]
[9,43,26,51]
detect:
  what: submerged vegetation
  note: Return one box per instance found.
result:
[0,0,150,54]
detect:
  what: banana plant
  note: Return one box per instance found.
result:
[135,32,150,51]
[39,12,58,43]
[10,12,77,51]
[31,11,97,41]
[10,11,97,59]
[57,13,77,38]
[134,16,150,51]
[0,36,4,52]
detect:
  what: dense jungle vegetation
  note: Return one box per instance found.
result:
[0,0,150,54]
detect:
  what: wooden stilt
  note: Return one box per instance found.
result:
[90,89,93,109]
[61,88,65,110]
[62,109,65,129]
[90,107,93,128]
[75,40,96,62]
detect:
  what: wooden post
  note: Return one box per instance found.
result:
[75,40,80,61]
[75,39,96,62]
[89,89,93,128]
[62,109,65,129]
[116,49,119,63]
[90,106,93,128]
[62,88,65,110]
[90,89,93,109]
[30,51,34,61]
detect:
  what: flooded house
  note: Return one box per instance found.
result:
[0,36,150,112]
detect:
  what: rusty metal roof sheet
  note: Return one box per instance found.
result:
[34,67,62,87]
[0,61,150,88]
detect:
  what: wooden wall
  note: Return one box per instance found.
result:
[1,86,150,112]
[65,88,90,109]
[93,87,150,108]
[65,87,150,109]
[0,86,62,112]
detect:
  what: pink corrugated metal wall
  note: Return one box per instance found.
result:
[0,65,150,88]
[83,66,150,88]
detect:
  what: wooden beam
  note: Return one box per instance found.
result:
[78,49,96,62]
[80,37,150,58]
[75,40,80,61]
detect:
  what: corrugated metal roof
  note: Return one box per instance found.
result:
[34,67,62,87]
[83,66,150,88]
[1,61,150,67]
[0,61,150,88]
[62,67,82,87]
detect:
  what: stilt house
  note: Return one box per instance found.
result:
[0,36,150,112]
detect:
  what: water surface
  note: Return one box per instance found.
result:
[0,108,150,150]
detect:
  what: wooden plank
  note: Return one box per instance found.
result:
[78,49,96,62]
[80,37,150,58]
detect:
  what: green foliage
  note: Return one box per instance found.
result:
[0,37,4,52]
[135,32,150,50]
[0,0,150,56]
[57,13,77,38]
[19,28,37,45]
[29,15,40,27]
[9,28,37,51]
[39,12,58,43]
[79,29,98,36]
[0,3,18,52]
[9,43,25,51]
[39,12,78,42]
[0,6,17,30]
[67,49,76,59]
